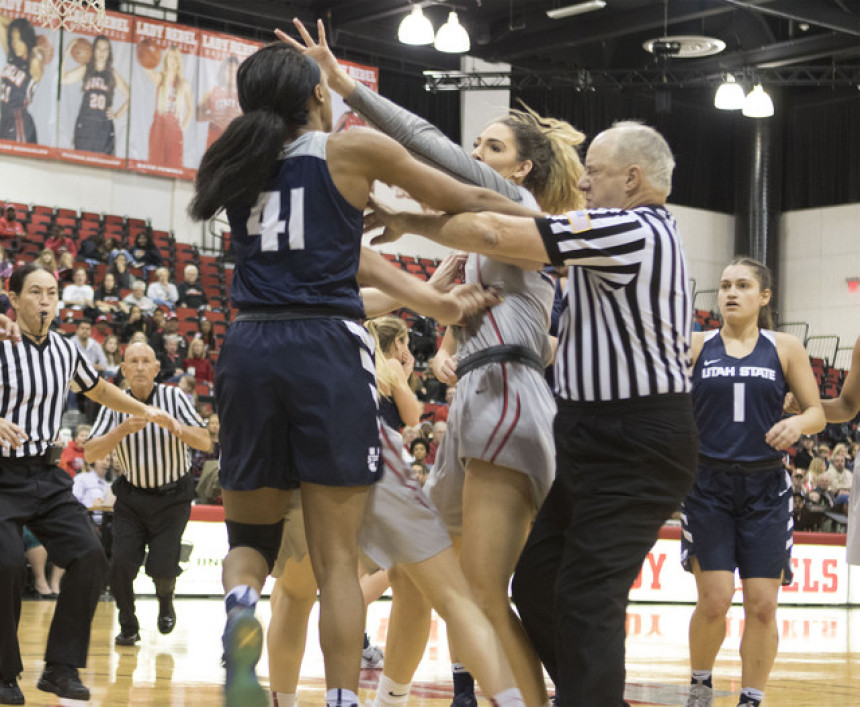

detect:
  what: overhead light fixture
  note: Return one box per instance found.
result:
[434,11,470,53]
[742,84,774,118]
[546,0,606,19]
[714,74,745,110]
[398,5,434,45]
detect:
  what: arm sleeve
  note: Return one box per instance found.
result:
[346,81,524,202]
[88,403,115,439]
[172,387,205,427]
[73,347,100,392]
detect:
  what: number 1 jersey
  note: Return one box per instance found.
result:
[226,131,365,318]
[692,329,787,463]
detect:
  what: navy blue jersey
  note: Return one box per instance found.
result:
[692,329,787,463]
[226,131,365,319]
[379,394,403,431]
[1,54,33,111]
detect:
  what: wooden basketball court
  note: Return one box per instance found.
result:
[14,596,860,706]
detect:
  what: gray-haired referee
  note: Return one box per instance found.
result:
[368,121,699,706]
[85,341,210,647]
[0,264,179,705]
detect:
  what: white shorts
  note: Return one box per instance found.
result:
[425,360,557,536]
[272,424,452,575]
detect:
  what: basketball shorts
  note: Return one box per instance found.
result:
[216,317,382,491]
[0,108,37,144]
[681,462,794,582]
[425,360,556,536]
[75,115,115,155]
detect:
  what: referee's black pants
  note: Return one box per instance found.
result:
[512,394,698,707]
[109,475,193,634]
[0,458,108,680]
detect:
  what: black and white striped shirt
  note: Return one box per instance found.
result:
[89,383,203,488]
[537,206,692,402]
[0,331,100,458]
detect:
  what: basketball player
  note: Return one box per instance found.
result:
[62,35,129,154]
[682,258,824,707]
[197,55,240,149]
[0,16,46,144]
[144,45,192,168]
[280,19,585,706]
[188,43,537,707]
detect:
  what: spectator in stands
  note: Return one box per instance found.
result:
[808,472,836,510]
[411,461,430,486]
[794,434,816,471]
[190,412,220,481]
[418,362,448,403]
[60,425,92,477]
[157,335,185,383]
[0,244,13,279]
[147,266,178,309]
[0,205,25,238]
[848,442,859,471]
[827,444,852,503]
[150,312,187,357]
[102,334,122,381]
[45,224,78,259]
[401,424,419,464]
[71,455,115,549]
[106,238,134,267]
[108,250,133,290]
[176,264,209,310]
[130,231,163,273]
[94,271,129,320]
[183,337,213,385]
[72,320,107,375]
[148,307,166,334]
[177,374,198,408]
[194,316,218,353]
[91,315,112,346]
[56,251,76,286]
[433,420,447,448]
[78,232,109,264]
[816,443,831,461]
[23,526,62,598]
[410,437,432,469]
[119,304,151,344]
[62,267,95,310]
[123,279,155,316]
[37,248,59,278]
[806,457,827,492]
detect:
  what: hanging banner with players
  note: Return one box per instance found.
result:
[332,58,378,132]
[56,10,131,168]
[127,16,198,179]
[0,0,60,160]
[193,30,259,165]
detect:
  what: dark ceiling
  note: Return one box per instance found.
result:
[170,0,860,90]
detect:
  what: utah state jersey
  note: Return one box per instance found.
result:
[226,131,365,318]
[692,329,787,463]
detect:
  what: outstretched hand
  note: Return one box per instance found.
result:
[449,282,502,329]
[365,196,405,246]
[428,252,467,293]
[144,406,182,436]
[275,19,341,81]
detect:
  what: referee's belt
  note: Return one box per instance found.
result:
[456,344,545,377]
[699,455,783,473]
[122,474,189,495]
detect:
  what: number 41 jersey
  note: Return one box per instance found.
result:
[226,131,365,319]
[692,329,787,463]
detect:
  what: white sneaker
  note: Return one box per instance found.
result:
[361,642,384,669]
[686,681,714,707]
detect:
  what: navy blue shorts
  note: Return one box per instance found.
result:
[681,462,793,582]
[216,317,382,491]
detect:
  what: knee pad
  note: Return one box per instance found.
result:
[225,519,284,573]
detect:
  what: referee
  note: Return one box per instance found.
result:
[84,341,210,646]
[0,264,179,705]
[368,121,699,706]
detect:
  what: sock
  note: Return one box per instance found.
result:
[373,674,411,707]
[326,688,359,707]
[225,585,260,616]
[273,692,296,707]
[739,687,764,705]
[452,663,474,696]
[491,687,525,707]
[691,670,713,687]
[363,632,371,649]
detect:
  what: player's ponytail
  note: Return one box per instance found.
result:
[190,45,322,221]
[501,102,587,213]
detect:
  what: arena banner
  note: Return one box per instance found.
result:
[56,10,132,168]
[192,30,259,164]
[127,16,198,179]
[0,0,60,159]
